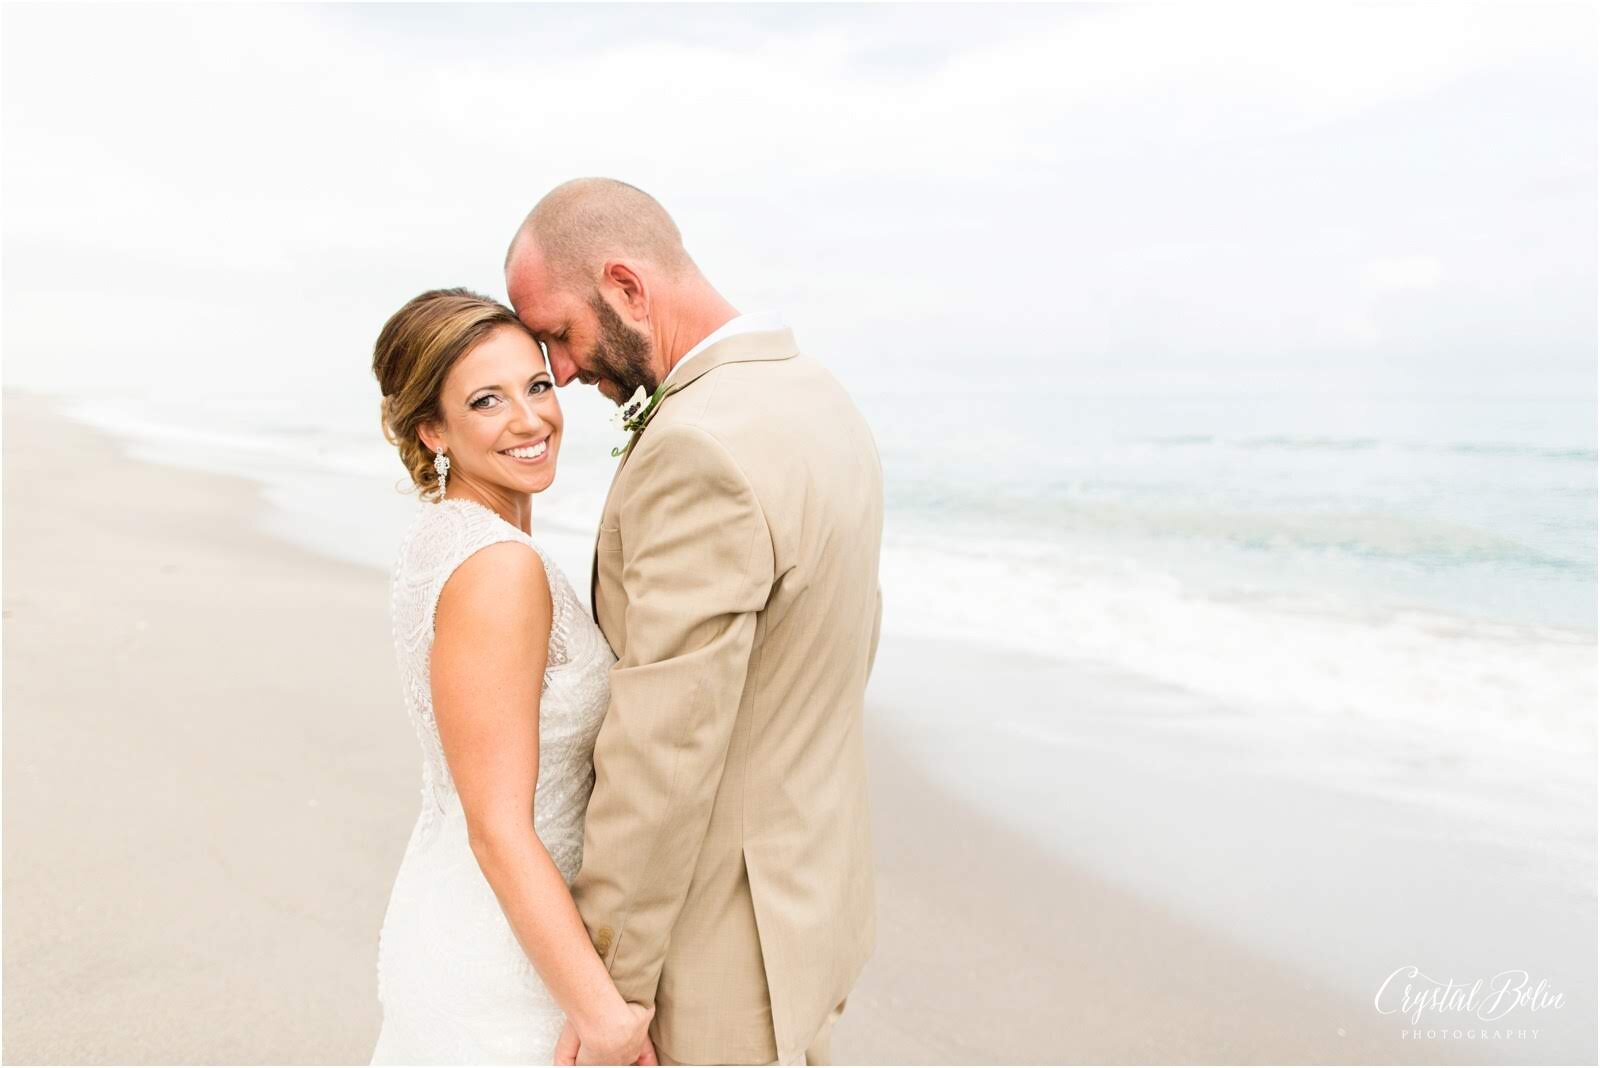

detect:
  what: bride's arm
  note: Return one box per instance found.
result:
[431,541,652,1064]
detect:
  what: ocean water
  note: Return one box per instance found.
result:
[50,361,1597,786]
[859,371,1597,763]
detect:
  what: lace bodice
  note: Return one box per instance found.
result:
[373,497,615,1064]
[386,496,614,880]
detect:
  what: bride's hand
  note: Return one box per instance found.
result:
[555,1019,580,1065]
[571,1001,655,1065]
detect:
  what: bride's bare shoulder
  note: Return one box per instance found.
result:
[437,540,549,629]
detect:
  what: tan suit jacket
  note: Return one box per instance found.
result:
[572,327,883,1064]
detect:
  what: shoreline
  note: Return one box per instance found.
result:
[4,393,1593,1064]
[28,383,1599,765]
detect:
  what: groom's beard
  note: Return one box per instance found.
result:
[586,292,657,403]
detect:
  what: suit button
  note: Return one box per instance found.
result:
[594,925,614,956]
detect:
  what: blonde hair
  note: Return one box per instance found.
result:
[372,288,530,502]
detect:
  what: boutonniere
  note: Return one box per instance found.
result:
[609,381,670,457]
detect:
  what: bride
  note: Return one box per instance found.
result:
[368,287,654,1065]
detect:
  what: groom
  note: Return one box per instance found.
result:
[505,179,883,1066]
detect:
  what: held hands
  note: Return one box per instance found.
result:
[554,1002,657,1066]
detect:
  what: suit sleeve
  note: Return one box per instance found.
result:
[570,423,775,1006]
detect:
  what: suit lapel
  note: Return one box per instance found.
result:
[587,327,801,621]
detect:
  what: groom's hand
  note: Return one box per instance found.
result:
[556,1002,657,1065]
[558,1035,658,1065]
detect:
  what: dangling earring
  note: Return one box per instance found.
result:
[433,448,450,497]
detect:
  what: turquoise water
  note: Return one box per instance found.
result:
[858,376,1597,632]
[848,370,1597,763]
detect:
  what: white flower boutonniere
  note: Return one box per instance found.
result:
[609,386,649,431]
[609,381,670,456]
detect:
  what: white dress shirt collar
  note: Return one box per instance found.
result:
[662,311,787,387]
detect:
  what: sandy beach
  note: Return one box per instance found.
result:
[3,392,1593,1065]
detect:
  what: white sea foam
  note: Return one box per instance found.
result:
[879,525,1597,763]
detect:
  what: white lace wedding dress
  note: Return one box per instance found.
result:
[372,497,615,1064]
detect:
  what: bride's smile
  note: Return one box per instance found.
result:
[499,439,550,463]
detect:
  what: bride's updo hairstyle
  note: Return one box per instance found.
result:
[373,287,532,502]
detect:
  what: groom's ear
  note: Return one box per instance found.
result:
[600,259,649,321]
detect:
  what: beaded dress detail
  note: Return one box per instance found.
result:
[371,498,614,1064]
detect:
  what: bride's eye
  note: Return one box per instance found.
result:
[470,394,498,410]
[529,381,551,395]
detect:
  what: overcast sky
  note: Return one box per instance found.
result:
[3,2,1594,407]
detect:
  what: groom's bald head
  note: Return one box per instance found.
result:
[505,178,694,290]
[506,179,736,402]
